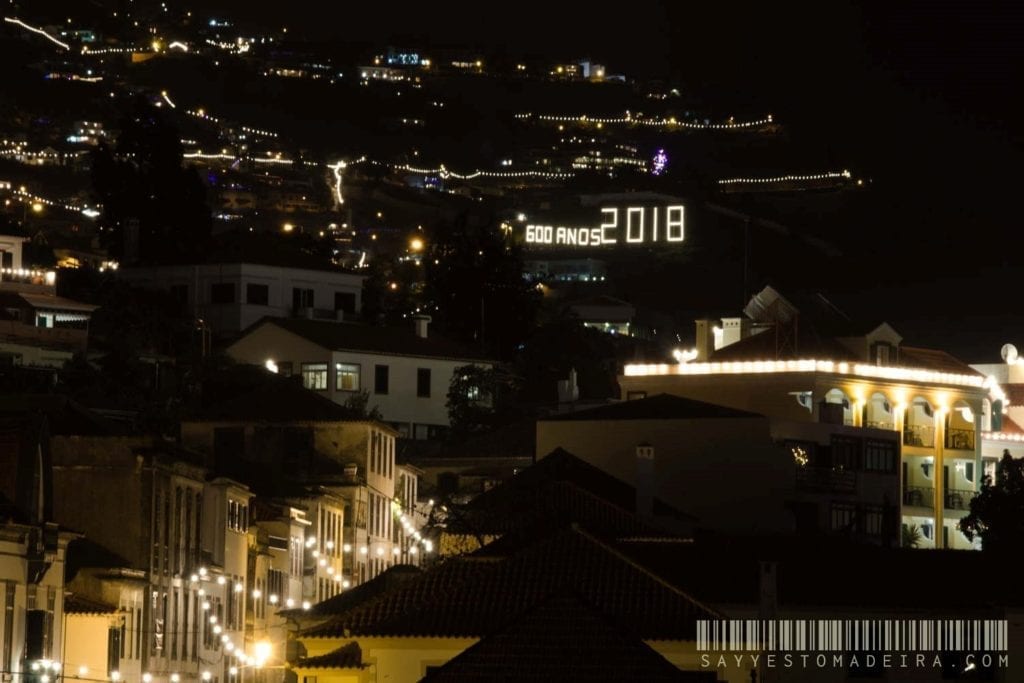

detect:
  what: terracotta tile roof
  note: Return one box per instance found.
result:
[1003,385,1024,408]
[997,414,1024,435]
[420,594,699,682]
[710,324,858,362]
[898,346,982,377]
[193,376,359,422]
[64,595,118,615]
[451,448,694,539]
[300,525,719,640]
[294,642,364,670]
[540,394,760,421]
[296,565,422,618]
[245,317,491,362]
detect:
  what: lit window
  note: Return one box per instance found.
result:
[301,363,328,391]
[336,363,360,391]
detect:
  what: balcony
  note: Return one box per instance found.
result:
[865,420,894,431]
[944,488,974,511]
[796,466,856,494]
[945,428,975,451]
[902,486,933,508]
[903,424,935,448]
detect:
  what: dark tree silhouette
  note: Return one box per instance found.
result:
[90,95,211,263]
[959,450,1024,554]
[423,212,539,359]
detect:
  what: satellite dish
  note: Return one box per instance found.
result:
[1001,343,1019,364]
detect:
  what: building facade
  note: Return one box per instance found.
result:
[117,263,364,337]
[225,317,491,438]
[618,288,1000,549]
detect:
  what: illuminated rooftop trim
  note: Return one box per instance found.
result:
[623,359,990,390]
[981,432,1024,443]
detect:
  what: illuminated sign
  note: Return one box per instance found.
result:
[524,205,684,247]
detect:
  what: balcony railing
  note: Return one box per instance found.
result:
[903,424,935,448]
[796,466,856,493]
[944,488,975,511]
[902,486,934,508]
[945,428,975,451]
[865,420,894,431]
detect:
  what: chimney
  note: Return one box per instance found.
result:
[635,443,655,517]
[412,314,431,338]
[695,319,714,361]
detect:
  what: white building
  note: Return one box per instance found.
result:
[117,262,364,337]
[226,317,493,438]
[618,287,1002,549]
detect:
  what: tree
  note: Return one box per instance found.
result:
[423,212,539,359]
[901,523,922,549]
[445,364,522,439]
[343,389,383,421]
[90,95,211,263]
[959,450,1024,554]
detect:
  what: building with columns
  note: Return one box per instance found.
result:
[618,287,1002,549]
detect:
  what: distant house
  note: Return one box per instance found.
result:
[117,261,364,338]
[1,232,97,367]
[226,317,493,439]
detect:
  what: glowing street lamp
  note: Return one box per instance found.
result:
[409,237,424,252]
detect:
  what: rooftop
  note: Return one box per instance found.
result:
[421,594,696,682]
[299,524,718,641]
[539,394,760,422]
[453,447,694,538]
[243,316,490,362]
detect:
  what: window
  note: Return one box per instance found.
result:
[3,582,14,676]
[831,435,861,470]
[416,368,431,397]
[864,439,897,473]
[336,363,360,391]
[267,569,285,602]
[278,361,293,377]
[246,283,269,305]
[334,291,356,313]
[862,505,884,536]
[830,502,856,532]
[301,363,328,391]
[210,283,234,304]
[228,501,248,532]
[292,287,314,310]
[374,365,389,394]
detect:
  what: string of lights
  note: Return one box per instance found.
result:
[624,359,1007,407]
[717,170,852,185]
[516,111,775,130]
[3,16,70,50]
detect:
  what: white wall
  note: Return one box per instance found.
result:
[118,263,364,335]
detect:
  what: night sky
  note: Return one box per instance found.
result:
[15,0,1024,356]
[217,0,1021,357]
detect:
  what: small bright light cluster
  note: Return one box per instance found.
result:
[393,500,433,556]
[650,148,669,176]
[717,170,852,185]
[29,659,62,681]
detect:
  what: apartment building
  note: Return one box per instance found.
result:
[617,287,999,549]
